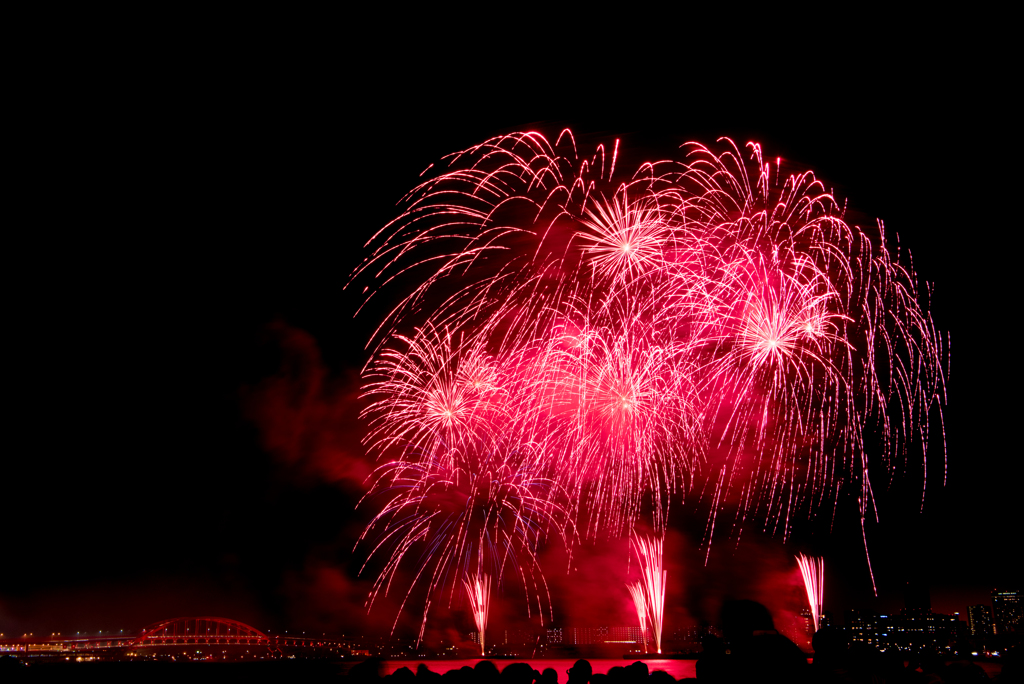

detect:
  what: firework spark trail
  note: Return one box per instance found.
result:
[628,534,667,654]
[351,130,946,628]
[627,581,648,652]
[795,553,825,632]
[464,572,491,656]
[356,448,570,634]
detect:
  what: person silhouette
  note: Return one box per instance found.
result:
[539,666,559,684]
[808,625,848,682]
[696,599,809,683]
[566,659,592,684]
[474,660,501,683]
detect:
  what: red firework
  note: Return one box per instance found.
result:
[796,554,825,633]
[351,130,946,625]
[464,572,491,656]
[627,534,667,654]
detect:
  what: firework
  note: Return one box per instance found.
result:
[626,582,648,651]
[355,446,570,634]
[352,129,946,627]
[796,553,825,633]
[464,572,491,656]
[361,323,511,469]
[627,534,667,654]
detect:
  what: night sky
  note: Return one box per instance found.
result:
[4,13,1018,643]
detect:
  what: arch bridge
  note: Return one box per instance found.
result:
[1,617,348,656]
[131,617,269,647]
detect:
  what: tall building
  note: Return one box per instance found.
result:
[794,607,814,650]
[799,607,814,636]
[992,589,1021,634]
[967,604,993,638]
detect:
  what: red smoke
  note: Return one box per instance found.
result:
[242,320,371,490]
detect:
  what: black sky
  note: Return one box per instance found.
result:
[3,12,1019,640]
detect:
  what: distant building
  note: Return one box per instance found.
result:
[785,607,814,650]
[604,626,643,644]
[895,611,959,651]
[667,626,718,642]
[992,589,1021,634]
[799,607,814,636]
[844,608,959,652]
[567,626,609,645]
[541,626,644,648]
[846,610,890,648]
[967,604,993,637]
[503,629,536,647]
[665,625,719,652]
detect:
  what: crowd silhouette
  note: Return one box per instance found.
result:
[347,601,1017,684]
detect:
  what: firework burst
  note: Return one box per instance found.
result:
[355,445,570,634]
[351,129,946,627]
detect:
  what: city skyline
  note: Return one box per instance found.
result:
[3,586,1018,659]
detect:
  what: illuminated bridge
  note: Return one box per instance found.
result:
[132,617,270,647]
[0,617,352,658]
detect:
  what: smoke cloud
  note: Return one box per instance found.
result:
[242,320,371,491]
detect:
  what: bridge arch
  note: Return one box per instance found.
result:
[131,617,269,647]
